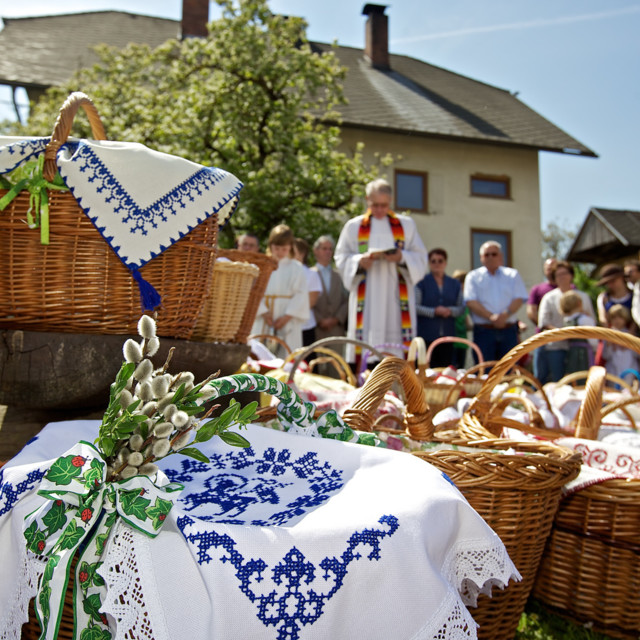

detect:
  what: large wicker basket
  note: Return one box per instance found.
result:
[192,259,260,342]
[510,327,640,639]
[342,356,581,640]
[0,92,218,339]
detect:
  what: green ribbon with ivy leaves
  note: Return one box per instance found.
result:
[0,153,69,245]
[22,440,183,640]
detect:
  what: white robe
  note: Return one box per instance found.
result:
[335,214,428,362]
[252,257,309,354]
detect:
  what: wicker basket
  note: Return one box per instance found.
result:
[192,260,260,342]
[342,356,581,640]
[217,249,277,343]
[516,328,640,639]
[0,92,218,339]
[409,337,484,413]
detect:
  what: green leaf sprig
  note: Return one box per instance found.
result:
[97,315,257,482]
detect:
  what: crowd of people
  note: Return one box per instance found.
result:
[239,178,640,383]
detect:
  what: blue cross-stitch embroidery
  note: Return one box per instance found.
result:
[165,446,344,526]
[0,467,47,517]
[0,138,49,173]
[67,142,232,239]
[178,514,399,640]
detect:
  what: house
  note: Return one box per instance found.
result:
[567,207,640,265]
[0,2,595,294]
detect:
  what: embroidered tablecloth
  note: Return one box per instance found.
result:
[0,420,518,640]
[0,136,242,269]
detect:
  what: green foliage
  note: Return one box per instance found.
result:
[517,600,616,640]
[17,0,386,245]
[573,263,602,314]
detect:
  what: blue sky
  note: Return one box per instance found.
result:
[1,0,639,232]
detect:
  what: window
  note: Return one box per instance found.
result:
[471,229,512,269]
[470,174,510,199]
[395,170,428,212]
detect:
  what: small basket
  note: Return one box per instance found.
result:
[192,260,260,342]
[217,249,277,343]
[0,92,218,339]
[409,337,484,414]
[342,356,581,640]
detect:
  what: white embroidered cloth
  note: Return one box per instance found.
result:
[0,420,518,640]
[0,136,242,269]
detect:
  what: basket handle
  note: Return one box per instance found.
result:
[248,333,292,356]
[424,336,484,367]
[284,345,357,386]
[285,336,387,382]
[43,92,107,181]
[467,326,640,419]
[600,394,640,430]
[342,356,434,439]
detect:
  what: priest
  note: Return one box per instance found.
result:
[335,178,428,366]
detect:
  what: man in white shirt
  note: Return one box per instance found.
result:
[464,241,528,361]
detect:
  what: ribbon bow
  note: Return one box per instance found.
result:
[0,153,69,245]
[23,441,183,640]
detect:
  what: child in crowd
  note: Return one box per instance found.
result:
[251,224,309,355]
[601,304,640,383]
[560,290,597,375]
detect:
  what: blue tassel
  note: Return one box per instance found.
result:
[131,268,162,311]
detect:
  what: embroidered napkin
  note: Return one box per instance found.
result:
[0,136,242,309]
[0,420,518,640]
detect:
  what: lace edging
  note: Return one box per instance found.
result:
[0,545,45,640]
[99,519,162,640]
[442,535,522,608]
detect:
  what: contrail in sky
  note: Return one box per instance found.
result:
[390,5,640,43]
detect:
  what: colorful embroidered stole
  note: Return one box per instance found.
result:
[356,211,412,348]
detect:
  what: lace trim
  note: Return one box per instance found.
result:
[411,589,477,640]
[0,545,46,640]
[443,535,521,608]
[100,519,164,640]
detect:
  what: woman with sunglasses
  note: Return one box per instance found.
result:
[415,248,464,367]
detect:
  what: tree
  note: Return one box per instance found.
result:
[541,222,576,261]
[18,0,388,246]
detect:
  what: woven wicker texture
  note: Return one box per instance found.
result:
[523,328,640,638]
[217,249,277,343]
[411,336,484,414]
[0,92,218,338]
[342,356,581,640]
[192,260,259,342]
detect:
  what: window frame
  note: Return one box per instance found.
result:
[470,173,511,200]
[470,228,513,269]
[394,169,428,213]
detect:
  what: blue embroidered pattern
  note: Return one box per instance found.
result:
[0,138,48,173]
[178,514,399,640]
[0,467,47,517]
[67,142,234,239]
[165,446,344,526]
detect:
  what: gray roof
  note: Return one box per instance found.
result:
[0,12,178,88]
[567,207,640,263]
[0,11,595,156]
[314,43,595,156]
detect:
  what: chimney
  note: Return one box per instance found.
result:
[182,0,209,38]
[362,4,390,70]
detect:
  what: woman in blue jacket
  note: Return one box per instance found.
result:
[415,248,464,368]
